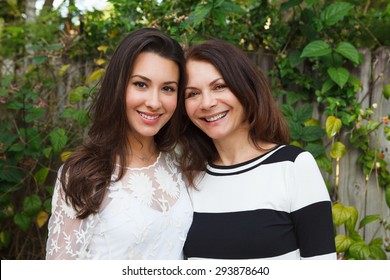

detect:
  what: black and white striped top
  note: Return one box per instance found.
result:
[184,145,336,260]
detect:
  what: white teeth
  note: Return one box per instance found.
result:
[205,112,227,122]
[139,112,159,120]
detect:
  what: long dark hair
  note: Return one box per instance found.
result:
[176,39,290,187]
[60,28,186,218]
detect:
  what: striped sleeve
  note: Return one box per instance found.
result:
[290,151,336,259]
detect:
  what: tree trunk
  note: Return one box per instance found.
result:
[43,0,54,10]
[24,0,36,74]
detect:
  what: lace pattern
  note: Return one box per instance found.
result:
[46,152,193,260]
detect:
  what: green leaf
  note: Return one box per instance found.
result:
[301,40,331,58]
[335,42,360,65]
[349,241,370,260]
[386,187,390,209]
[281,0,303,11]
[349,231,364,242]
[43,198,52,214]
[25,107,45,123]
[304,118,320,127]
[305,143,325,158]
[328,67,350,88]
[359,214,381,229]
[14,212,32,232]
[289,122,303,140]
[385,127,390,141]
[0,166,24,183]
[316,154,332,174]
[23,195,41,216]
[47,44,63,50]
[369,243,387,260]
[288,50,303,67]
[0,75,12,97]
[332,203,358,230]
[321,2,354,26]
[69,86,89,103]
[335,234,353,252]
[85,69,105,84]
[293,104,313,123]
[321,79,334,94]
[61,107,77,119]
[325,115,342,138]
[330,141,346,159]
[281,104,295,118]
[34,167,49,186]
[384,84,390,99]
[6,100,24,110]
[58,64,71,77]
[219,1,245,14]
[301,126,325,142]
[0,231,11,249]
[49,128,68,153]
[75,109,89,127]
[186,1,212,26]
[32,55,47,64]
[9,143,24,152]
[366,120,380,131]
[43,147,52,159]
[19,127,41,152]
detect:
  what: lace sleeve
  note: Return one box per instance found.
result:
[45,168,94,260]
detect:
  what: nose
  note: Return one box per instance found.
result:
[200,91,217,110]
[145,88,162,110]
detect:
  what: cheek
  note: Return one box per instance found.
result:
[163,95,178,114]
[184,101,201,125]
[125,88,138,107]
[184,101,195,118]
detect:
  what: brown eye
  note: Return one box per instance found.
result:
[134,81,147,88]
[214,84,227,91]
[162,86,176,92]
[185,91,200,99]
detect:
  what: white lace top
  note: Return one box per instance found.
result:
[46,152,193,260]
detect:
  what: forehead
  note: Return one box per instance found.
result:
[132,52,179,79]
[186,60,222,83]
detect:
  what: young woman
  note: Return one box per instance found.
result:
[46,28,192,260]
[177,39,336,260]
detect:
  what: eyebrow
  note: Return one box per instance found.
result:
[210,77,224,85]
[130,74,178,85]
[185,77,224,90]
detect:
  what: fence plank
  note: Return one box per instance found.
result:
[250,47,390,258]
[364,47,390,248]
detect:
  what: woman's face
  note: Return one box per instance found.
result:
[125,52,179,139]
[184,60,248,143]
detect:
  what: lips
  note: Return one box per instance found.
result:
[204,111,227,122]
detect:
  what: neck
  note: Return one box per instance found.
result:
[213,137,276,166]
[127,134,159,165]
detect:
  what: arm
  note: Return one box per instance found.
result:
[290,152,337,260]
[45,168,91,260]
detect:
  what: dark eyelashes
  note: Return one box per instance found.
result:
[132,82,176,92]
[133,81,147,88]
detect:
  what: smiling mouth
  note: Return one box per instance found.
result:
[138,111,160,120]
[204,111,227,122]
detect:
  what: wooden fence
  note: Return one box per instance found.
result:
[251,47,390,256]
[335,47,390,246]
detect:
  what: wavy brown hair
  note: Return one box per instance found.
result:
[60,28,186,219]
[175,39,290,187]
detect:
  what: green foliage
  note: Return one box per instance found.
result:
[333,203,388,260]
[0,2,96,258]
